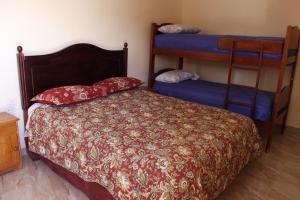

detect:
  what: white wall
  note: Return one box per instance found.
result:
[182,0,300,128]
[2,0,299,150]
[0,0,182,148]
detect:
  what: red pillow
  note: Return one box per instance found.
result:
[31,85,107,105]
[93,77,143,93]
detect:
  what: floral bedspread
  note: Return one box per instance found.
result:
[27,87,262,200]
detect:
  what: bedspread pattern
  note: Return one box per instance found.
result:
[28,88,262,200]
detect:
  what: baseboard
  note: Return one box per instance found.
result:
[285,126,300,133]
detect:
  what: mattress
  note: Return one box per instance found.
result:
[27,87,262,200]
[154,79,275,121]
[154,34,296,59]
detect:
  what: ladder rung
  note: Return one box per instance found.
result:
[232,65,260,71]
[228,100,252,107]
[230,83,257,90]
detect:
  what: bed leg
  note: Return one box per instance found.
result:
[26,149,41,161]
[280,113,288,134]
[265,123,275,152]
[148,54,155,89]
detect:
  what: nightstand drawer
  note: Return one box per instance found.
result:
[0,127,20,171]
[0,121,18,136]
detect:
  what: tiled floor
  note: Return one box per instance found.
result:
[1,128,299,200]
[218,127,300,200]
[0,156,88,200]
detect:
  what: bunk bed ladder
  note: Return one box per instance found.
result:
[225,41,264,118]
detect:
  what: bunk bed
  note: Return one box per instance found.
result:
[148,23,300,152]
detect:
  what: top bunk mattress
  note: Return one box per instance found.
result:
[154,34,296,59]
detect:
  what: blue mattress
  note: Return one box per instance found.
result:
[154,34,296,59]
[154,79,275,121]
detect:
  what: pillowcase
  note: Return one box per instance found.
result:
[158,24,201,34]
[93,77,143,94]
[155,70,199,83]
[31,85,107,105]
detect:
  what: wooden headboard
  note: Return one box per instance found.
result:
[17,43,128,124]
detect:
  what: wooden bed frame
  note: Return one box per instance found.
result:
[17,43,128,200]
[148,23,300,152]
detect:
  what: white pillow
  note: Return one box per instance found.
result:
[158,24,201,34]
[155,70,199,83]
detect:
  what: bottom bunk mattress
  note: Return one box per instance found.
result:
[27,87,262,200]
[154,80,275,121]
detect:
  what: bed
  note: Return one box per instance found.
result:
[149,23,300,151]
[18,43,262,200]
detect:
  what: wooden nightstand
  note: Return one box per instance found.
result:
[0,112,22,174]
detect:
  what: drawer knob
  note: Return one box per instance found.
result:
[14,146,19,151]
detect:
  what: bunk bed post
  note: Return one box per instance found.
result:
[267,69,285,151]
[148,55,155,88]
[266,26,300,151]
[280,26,300,134]
[148,23,157,89]
[281,61,297,134]
[178,57,184,69]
